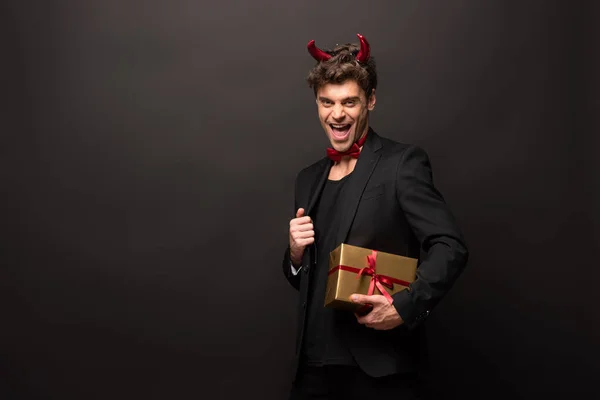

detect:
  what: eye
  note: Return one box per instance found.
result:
[344,100,357,107]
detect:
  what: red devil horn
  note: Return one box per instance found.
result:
[307,40,332,62]
[355,34,370,63]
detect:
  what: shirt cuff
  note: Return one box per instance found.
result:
[290,262,302,276]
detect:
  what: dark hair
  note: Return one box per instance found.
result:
[306,42,377,100]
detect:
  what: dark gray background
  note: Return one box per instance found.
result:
[1,1,597,399]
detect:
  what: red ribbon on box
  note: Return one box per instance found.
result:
[328,250,411,304]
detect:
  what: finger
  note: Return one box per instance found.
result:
[355,314,372,326]
[351,294,385,305]
[349,294,370,305]
[355,314,376,328]
[290,216,312,226]
[296,208,305,218]
[292,224,314,234]
[294,237,315,247]
[293,230,315,239]
[354,303,373,317]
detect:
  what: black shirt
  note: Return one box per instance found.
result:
[302,172,357,367]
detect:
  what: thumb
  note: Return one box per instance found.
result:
[296,208,305,218]
[350,294,371,304]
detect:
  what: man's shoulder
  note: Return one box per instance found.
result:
[379,135,411,151]
[375,132,422,158]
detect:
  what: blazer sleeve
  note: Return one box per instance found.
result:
[282,247,300,290]
[391,145,469,328]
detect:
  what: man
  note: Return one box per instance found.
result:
[282,34,469,399]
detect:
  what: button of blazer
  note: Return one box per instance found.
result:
[417,310,430,321]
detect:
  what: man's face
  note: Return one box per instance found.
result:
[316,80,376,152]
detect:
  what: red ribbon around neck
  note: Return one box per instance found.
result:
[328,250,411,304]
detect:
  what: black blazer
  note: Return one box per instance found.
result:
[282,129,469,378]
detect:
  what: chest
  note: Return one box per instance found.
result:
[327,160,358,180]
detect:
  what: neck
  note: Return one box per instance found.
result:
[329,126,368,178]
[357,124,369,143]
[329,157,357,179]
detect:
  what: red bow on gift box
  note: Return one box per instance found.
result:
[356,251,397,304]
[328,250,411,304]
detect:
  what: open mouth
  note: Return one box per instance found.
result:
[329,124,352,139]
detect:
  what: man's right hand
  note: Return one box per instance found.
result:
[289,208,315,267]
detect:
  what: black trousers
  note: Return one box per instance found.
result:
[289,365,424,400]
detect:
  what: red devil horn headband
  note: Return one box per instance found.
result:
[307,33,371,63]
[307,40,331,62]
[355,34,370,63]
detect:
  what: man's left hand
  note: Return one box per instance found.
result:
[350,294,404,330]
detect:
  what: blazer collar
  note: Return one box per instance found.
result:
[304,126,383,226]
[334,127,382,245]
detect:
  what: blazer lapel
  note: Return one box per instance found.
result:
[334,129,382,246]
[305,158,331,217]
[300,157,331,270]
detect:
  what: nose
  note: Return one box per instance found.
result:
[331,104,345,120]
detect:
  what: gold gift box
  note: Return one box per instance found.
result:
[324,243,418,313]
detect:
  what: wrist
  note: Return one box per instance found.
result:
[289,249,302,266]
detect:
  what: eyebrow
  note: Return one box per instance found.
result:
[318,96,361,102]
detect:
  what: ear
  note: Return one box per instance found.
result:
[367,89,376,110]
